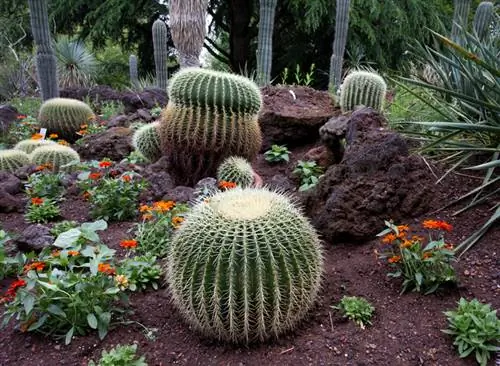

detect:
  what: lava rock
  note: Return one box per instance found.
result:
[15,224,54,252]
[75,127,133,161]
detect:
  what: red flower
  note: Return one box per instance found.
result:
[97,263,116,275]
[388,255,401,264]
[98,161,112,168]
[422,220,453,232]
[218,180,237,190]
[89,172,102,180]
[17,115,27,120]
[2,279,27,302]
[120,239,138,249]
[122,175,131,182]
[23,261,46,273]
[31,197,44,205]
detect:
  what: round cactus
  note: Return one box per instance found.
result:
[339,71,387,113]
[38,98,95,142]
[0,149,31,172]
[216,156,255,188]
[159,68,263,185]
[132,122,162,162]
[30,144,80,172]
[167,188,323,344]
[14,138,57,154]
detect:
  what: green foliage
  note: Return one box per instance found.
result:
[88,344,148,366]
[14,138,57,154]
[25,197,61,224]
[5,115,40,145]
[6,99,42,119]
[132,122,161,162]
[94,43,130,89]
[152,19,168,89]
[118,254,162,292]
[216,156,255,188]
[120,151,148,165]
[280,64,316,86]
[0,149,30,172]
[443,298,500,366]
[293,160,324,191]
[55,36,97,88]
[339,70,387,112]
[0,229,20,280]
[30,144,81,172]
[332,296,375,329]
[264,144,290,163]
[50,220,79,237]
[167,188,323,343]
[25,171,66,200]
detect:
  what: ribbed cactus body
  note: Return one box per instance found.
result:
[329,0,351,93]
[28,0,59,100]
[159,68,263,185]
[473,2,494,41]
[38,98,95,142]
[152,20,168,90]
[14,138,57,154]
[30,145,80,172]
[217,156,255,188]
[129,54,139,87]
[167,188,323,344]
[256,0,278,86]
[339,71,387,113]
[132,122,161,162]
[0,150,31,172]
[451,0,472,45]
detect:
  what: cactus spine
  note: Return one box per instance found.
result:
[473,2,494,41]
[159,68,263,186]
[217,156,255,188]
[152,20,168,89]
[169,0,208,68]
[339,71,387,113]
[451,0,472,45]
[0,150,31,172]
[329,0,351,93]
[27,0,59,101]
[30,145,80,172]
[14,138,57,154]
[129,54,139,88]
[132,122,162,162]
[256,0,278,86]
[167,188,324,344]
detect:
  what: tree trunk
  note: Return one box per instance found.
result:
[228,0,253,73]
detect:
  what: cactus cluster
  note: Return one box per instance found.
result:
[152,19,169,90]
[132,122,162,162]
[217,156,255,188]
[159,68,263,185]
[38,98,95,142]
[167,187,323,344]
[14,138,57,154]
[339,71,387,113]
[0,149,31,172]
[30,144,80,172]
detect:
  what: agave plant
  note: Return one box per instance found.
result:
[55,36,97,88]
[393,28,499,255]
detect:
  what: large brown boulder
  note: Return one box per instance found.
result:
[75,127,133,161]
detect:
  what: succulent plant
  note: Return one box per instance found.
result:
[329,0,351,93]
[152,19,168,90]
[132,122,162,162]
[159,68,263,185]
[30,144,80,172]
[473,2,495,41]
[167,187,323,344]
[14,138,57,154]
[0,149,31,172]
[38,98,95,142]
[256,0,278,85]
[216,156,255,188]
[129,54,139,87]
[339,71,387,113]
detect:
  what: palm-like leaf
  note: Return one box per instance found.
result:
[55,36,97,88]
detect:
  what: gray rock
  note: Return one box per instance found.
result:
[75,127,133,161]
[163,186,195,204]
[0,188,23,213]
[15,224,54,252]
[106,115,129,128]
[0,171,23,195]
[267,174,295,192]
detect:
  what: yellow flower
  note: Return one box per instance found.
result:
[114,275,129,290]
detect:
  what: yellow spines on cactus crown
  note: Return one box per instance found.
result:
[0,149,31,172]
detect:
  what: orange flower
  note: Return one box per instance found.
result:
[172,216,184,228]
[77,129,87,135]
[400,240,412,249]
[98,161,112,168]
[153,200,175,212]
[120,239,138,249]
[17,114,27,120]
[2,279,27,302]
[382,233,397,244]
[24,261,45,273]
[139,204,151,213]
[444,243,454,250]
[422,220,453,232]
[122,175,131,182]
[31,197,44,205]
[80,124,88,129]
[97,263,116,275]
[89,172,102,180]
[31,133,43,140]
[218,180,237,190]
[142,213,153,221]
[82,191,91,200]
[422,252,433,260]
[49,133,58,139]
[57,140,69,146]
[397,225,410,232]
[411,235,425,242]
[51,250,61,257]
[68,250,80,256]
[388,255,401,264]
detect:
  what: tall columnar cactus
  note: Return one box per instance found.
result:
[473,2,495,41]
[167,188,324,344]
[159,68,263,186]
[0,150,31,172]
[256,0,278,86]
[27,0,59,101]
[152,20,169,89]
[339,71,387,113]
[451,0,472,45]
[14,138,57,154]
[38,98,95,142]
[129,54,139,88]
[132,122,162,162]
[329,0,351,93]
[169,0,208,68]
[30,145,80,172]
[217,156,255,188]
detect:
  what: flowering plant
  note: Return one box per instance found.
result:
[376,220,457,294]
[24,197,61,224]
[7,115,39,143]
[25,171,66,200]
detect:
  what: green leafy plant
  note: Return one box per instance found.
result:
[264,144,290,163]
[25,197,61,224]
[280,64,316,86]
[50,220,79,237]
[377,220,457,294]
[442,298,500,366]
[332,295,375,329]
[118,253,162,292]
[88,344,147,366]
[150,106,162,118]
[0,229,20,280]
[55,36,97,88]
[25,171,65,200]
[293,160,324,191]
[6,115,40,144]
[120,151,148,165]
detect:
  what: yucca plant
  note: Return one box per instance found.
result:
[55,36,97,88]
[393,28,499,255]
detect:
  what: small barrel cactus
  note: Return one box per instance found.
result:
[217,156,255,188]
[38,98,95,142]
[167,187,323,344]
[30,144,80,172]
[0,149,31,172]
[14,138,57,154]
[132,122,162,162]
[339,71,387,113]
[160,68,263,185]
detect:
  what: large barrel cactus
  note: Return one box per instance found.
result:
[339,71,387,113]
[0,150,31,172]
[38,98,95,142]
[14,138,57,154]
[167,188,324,344]
[159,68,263,185]
[30,144,80,172]
[132,122,162,162]
[217,156,255,188]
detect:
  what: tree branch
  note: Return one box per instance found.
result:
[203,40,230,65]
[204,36,230,59]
